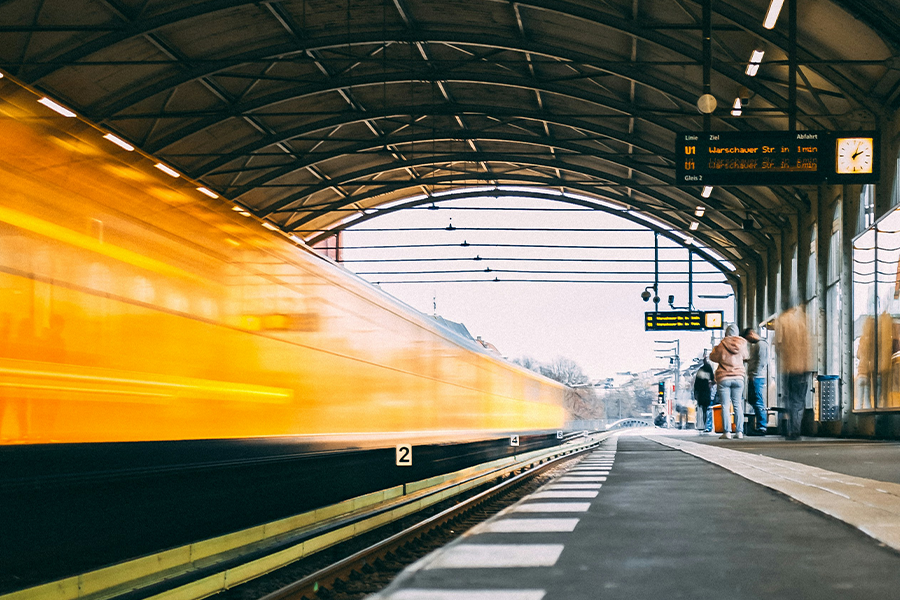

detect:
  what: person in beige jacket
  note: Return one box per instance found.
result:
[710,324,750,439]
[775,307,811,439]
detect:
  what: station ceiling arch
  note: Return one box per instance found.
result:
[2,0,898,281]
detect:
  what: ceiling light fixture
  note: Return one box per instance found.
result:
[196,187,218,199]
[695,206,706,217]
[763,0,784,29]
[239,211,251,217]
[262,222,279,231]
[154,163,180,178]
[701,186,713,198]
[38,97,76,117]
[103,133,134,151]
[746,50,765,76]
[731,98,742,117]
[689,221,700,231]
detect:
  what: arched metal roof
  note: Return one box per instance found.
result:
[2,0,898,278]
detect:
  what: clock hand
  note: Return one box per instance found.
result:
[852,143,863,159]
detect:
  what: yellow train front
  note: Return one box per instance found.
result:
[0,77,567,591]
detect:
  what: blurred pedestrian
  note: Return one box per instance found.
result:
[693,351,715,435]
[775,307,811,440]
[710,324,749,439]
[742,327,769,435]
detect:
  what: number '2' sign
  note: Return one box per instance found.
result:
[395,444,412,467]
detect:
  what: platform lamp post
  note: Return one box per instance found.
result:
[654,340,681,418]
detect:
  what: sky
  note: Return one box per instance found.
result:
[339,193,736,381]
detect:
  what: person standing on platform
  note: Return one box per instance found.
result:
[775,307,811,440]
[693,352,715,435]
[742,327,769,436]
[710,324,749,439]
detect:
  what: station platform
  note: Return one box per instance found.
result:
[371,432,900,600]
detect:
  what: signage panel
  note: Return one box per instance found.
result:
[644,310,724,331]
[675,131,879,185]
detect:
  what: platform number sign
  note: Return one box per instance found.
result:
[395,444,412,467]
[557,431,564,439]
[510,435,520,447]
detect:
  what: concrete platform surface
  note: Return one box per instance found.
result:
[693,431,900,485]
[370,433,900,600]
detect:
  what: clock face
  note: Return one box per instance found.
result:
[704,312,723,330]
[836,137,874,174]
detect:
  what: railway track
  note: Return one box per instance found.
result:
[2,433,606,600]
[225,445,591,600]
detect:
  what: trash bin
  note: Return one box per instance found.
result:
[712,404,736,433]
[817,375,841,421]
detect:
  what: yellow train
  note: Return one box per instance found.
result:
[0,79,567,446]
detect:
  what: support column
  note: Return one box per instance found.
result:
[842,185,863,435]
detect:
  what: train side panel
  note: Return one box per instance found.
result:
[0,88,566,444]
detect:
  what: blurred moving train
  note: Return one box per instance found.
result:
[0,77,567,447]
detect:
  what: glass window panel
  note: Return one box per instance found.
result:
[826,283,840,376]
[853,228,876,410]
[876,210,900,408]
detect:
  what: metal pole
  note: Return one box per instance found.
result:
[654,231,660,312]
[702,0,712,131]
[788,0,797,131]
[675,340,681,426]
[688,249,694,310]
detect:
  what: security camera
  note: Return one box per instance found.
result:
[668,295,675,305]
[653,295,661,304]
[641,290,652,302]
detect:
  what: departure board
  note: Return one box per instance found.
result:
[675,131,880,185]
[645,310,724,331]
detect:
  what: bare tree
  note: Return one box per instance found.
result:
[511,356,542,373]
[539,356,590,387]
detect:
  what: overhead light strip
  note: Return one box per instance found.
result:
[154,163,180,178]
[38,97,76,117]
[746,49,765,76]
[763,0,784,29]
[103,133,134,151]
[196,187,219,199]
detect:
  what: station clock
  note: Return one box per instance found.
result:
[836,137,874,174]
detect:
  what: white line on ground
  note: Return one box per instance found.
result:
[511,502,591,513]
[423,544,565,568]
[382,590,546,600]
[529,491,598,499]
[474,518,580,533]
[547,484,602,490]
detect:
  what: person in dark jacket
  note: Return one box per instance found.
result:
[742,327,769,435]
[693,352,715,435]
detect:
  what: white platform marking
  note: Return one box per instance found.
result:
[424,544,565,568]
[547,483,602,490]
[512,502,591,513]
[559,476,606,482]
[384,590,545,600]
[530,491,598,499]
[475,518,580,533]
